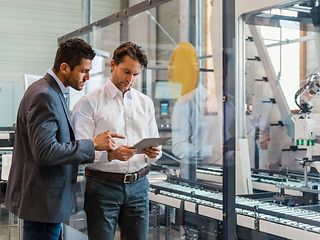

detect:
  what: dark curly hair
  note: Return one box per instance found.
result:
[53,38,96,71]
[112,42,148,69]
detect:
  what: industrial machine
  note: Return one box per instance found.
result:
[149,176,320,239]
[0,127,14,148]
[149,0,320,239]
[292,68,320,189]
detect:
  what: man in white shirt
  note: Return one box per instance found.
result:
[72,42,161,240]
[171,80,223,180]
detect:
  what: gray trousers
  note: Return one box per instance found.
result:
[84,176,149,240]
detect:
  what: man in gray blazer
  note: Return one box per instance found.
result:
[5,38,124,240]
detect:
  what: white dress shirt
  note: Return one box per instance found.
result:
[72,78,160,173]
[171,84,222,165]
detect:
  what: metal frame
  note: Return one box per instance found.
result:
[165,206,172,239]
[149,182,320,239]
[120,0,129,42]
[188,0,197,46]
[151,203,161,240]
[248,24,295,138]
[82,0,91,26]
[58,0,174,43]
[210,0,302,238]
[222,1,236,239]
[150,182,320,227]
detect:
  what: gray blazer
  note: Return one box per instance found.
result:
[5,74,95,223]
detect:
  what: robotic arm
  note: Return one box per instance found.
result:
[294,69,320,186]
[294,69,320,114]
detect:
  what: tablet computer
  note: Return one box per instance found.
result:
[133,137,170,154]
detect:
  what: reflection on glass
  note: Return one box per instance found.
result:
[238,2,320,239]
[163,41,222,181]
[61,1,231,239]
[171,79,222,180]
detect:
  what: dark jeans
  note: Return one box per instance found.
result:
[84,176,149,240]
[23,220,62,240]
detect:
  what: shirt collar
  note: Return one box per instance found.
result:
[105,77,132,99]
[47,69,69,95]
[195,83,207,102]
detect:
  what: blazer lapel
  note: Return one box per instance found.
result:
[44,74,75,136]
[58,92,75,134]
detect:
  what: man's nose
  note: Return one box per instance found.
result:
[84,72,90,81]
[126,74,134,82]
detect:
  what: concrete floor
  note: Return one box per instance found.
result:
[0,208,18,240]
[0,177,182,239]
[0,205,180,240]
[0,178,179,240]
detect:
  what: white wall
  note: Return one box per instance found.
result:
[0,0,121,126]
[91,0,121,22]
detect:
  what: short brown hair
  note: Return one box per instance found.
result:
[112,42,148,69]
[53,38,96,71]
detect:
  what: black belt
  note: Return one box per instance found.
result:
[85,166,150,184]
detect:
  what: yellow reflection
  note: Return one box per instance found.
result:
[168,42,199,95]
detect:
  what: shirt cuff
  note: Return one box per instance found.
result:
[94,150,109,162]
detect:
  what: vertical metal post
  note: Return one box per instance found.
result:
[82,0,92,43]
[120,0,129,42]
[83,0,91,26]
[222,0,236,239]
[152,203,160,240]
[165,206,171,240]
[189,0,196,47]
[179,0,198,181]
[145,69,153,97]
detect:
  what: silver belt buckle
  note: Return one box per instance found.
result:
[123,173,138,183]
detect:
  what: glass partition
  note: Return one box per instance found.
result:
[59,0,320,239]
[244,1,320,173]
[62,1,228,239]
[241,1,320,239]
[68,0,223,181]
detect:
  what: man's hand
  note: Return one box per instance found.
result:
[93,131,125,151]
[142,146,160,159]
[108,145,137,161]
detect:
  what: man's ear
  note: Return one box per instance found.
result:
[110,60,116,73]
[60,63,70,74]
